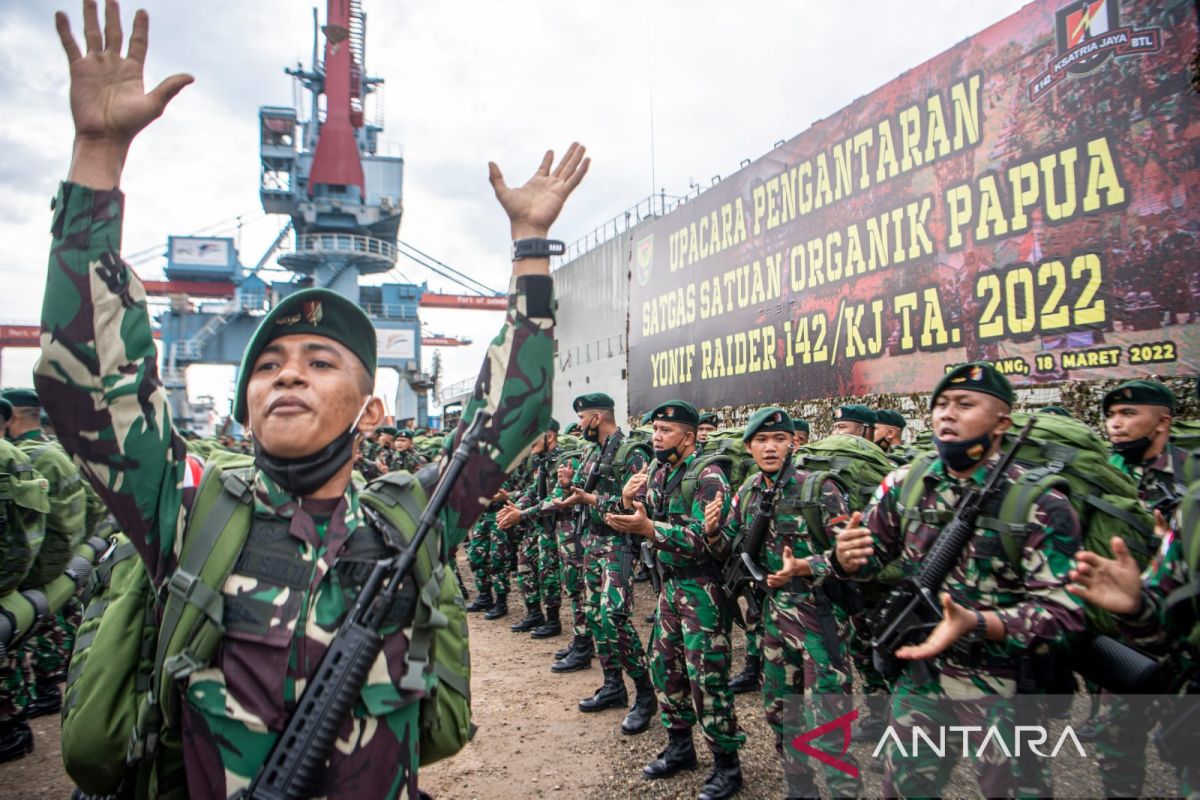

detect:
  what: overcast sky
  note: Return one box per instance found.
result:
[0,0,1030,418]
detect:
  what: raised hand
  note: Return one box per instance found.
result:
[703,491,725,535]
[1068,536,1145,616]
[622,464,650,505]
[58,1,193,187]
[605,501,654,538]
[834,511,872,572]
[496,503,522,530]
[489,143,590,240]
[894,592,978,661]
[766,545,809,589]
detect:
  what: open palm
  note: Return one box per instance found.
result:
[489,143,589,235]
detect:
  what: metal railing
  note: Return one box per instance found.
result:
[289,233,398,264]
[556,333,626,370]
[360,303,419,321]
[439,376,476,403]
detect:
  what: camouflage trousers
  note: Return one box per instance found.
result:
[31,601,80,683]
[850,609,889,695]
[649,576,743,754]
[536,519,562,611]
[762,593,859,797]
[584,536,647,679]
[555,522,588,638]
[0,650,29,721]
[515,522,542,607]
[467,512,511,600]
[1093,689,1152,797]
[743,611,763,661]
[882,667,1052,798]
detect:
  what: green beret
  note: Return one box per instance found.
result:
[377,425,398,437]
[640,410,654,425]
[0,399,11,422]
[564,422,580,435]
[397,430,415,439]
[794,418,810,434]
[875,409,907,429]
[743,407,794,442]
[573,393,615,413]
[232,289,376,423]
[931,362,1014,409]
[834,404,877,426]
[1,388,40,409]
[1102,380,1176,414]
[651,400,699,428]
[547,418,560,433]
[1037,406,1073,418]
[698,412,720,427]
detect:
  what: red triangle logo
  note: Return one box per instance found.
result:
[790,709,860,779]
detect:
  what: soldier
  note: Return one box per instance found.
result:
[0,398,50,764]
[547,443,591,669]
[608,399,744,800]
[719,407,860,798]
[792,418,810,447]
[1105,380,1190,513]
[497,422,564,635]
[556,392,654,733]
[373,425,398,473]
[2,387,88,719]
[392,430,429,473]
[1069,488,1200,795]
[466,485,515,619]
[873,408,906,453]
[37,4,586,794]
[1086,379,1189,796]
[831,403,877,440]
[835,362,1084,797]
[697,412,719,444]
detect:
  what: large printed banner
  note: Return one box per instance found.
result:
[629,0,1198,411]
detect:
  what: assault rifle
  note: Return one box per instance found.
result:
[244,411,490,800]
[570,431,623,546]
[868,418,1035,679]
[721,450,795,628]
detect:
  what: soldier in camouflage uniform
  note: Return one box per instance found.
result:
[557,392,654,732]
[391,431,429,473]
[1070,479,1200,796]
[609,399,744,800]
[0,399,50,763]
[835,362,1084,798]
[497,446,547,632]
[498,420,565,637]
[3,387,88,719]
[719,407,860,798]
[1087,379,1189,796]
[546,446,590,669]
[37,8,587,793]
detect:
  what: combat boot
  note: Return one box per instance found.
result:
[552,636,594,673]
[642,727,697,779]
[851,694,888,740]
[621,673,658,734]
[0,716,33,764]
[530,605,562,639]
[697,750,743,800]
[510,602,545,633]
[553,641,573,660]
[27,681,62,718]
[578,668,627,712]
[465,591,494,612]
[483,597,509,620]
[727,655,761,694]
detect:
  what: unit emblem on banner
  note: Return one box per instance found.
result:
[636,235,655,287]
[1029,0,1160,101]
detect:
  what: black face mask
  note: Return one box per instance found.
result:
[1113,437,1153,464]
[653,446,680,465]
[582,421,601,443]
[254,401,368,497]
[933,431,994,473]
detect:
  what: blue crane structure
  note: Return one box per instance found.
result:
[158,0,496,432]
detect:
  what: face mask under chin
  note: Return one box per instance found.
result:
[254,400,370,497]
[1112,436,1153,464]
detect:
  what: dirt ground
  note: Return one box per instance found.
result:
[1,554,1184,799]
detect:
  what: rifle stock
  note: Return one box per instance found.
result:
[245,411,491,800]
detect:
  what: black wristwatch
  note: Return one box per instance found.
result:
[972,609,988,641]
[511,237,566,261]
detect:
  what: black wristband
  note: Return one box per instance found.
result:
[511,238,565,261]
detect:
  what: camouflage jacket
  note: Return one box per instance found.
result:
[1110,443,1192,515]
[538,451,583,535]
[572,431,648,542]
[34,182,555,799]
[390,448,428,473]
[10,429,86,549]
[853,453,1084,665]
[515,445,562,517]
[723,468,846,593]
[0,439,48,594]
[643,451,731,572]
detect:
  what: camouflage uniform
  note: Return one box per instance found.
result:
[391,448,428,474]
[849,453,1084,798]
[575,432,649,681]
[514,446,564,614]
[34,181,555,799]
[10,429,87,710]
[1092,442,1193,797]
[642,454,743,756]
[0,441,48,733]
[723,468,858,796]
[509,454,545,610]
[547,453,586,638]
